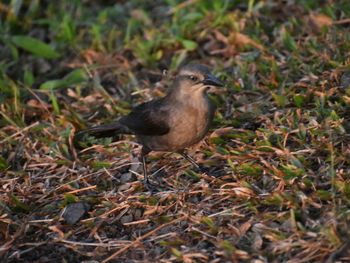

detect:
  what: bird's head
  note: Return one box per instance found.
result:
[171,64,223,97]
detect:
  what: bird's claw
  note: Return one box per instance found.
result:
[143,178,160,194]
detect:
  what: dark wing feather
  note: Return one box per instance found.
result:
[119,98,170,136]
[76,122,132,138]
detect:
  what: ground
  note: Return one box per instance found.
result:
[1,0,350,262]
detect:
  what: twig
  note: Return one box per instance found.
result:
[0,121,39,144]
[81,204,129,222]
[326,240,350,263]
[36,171,101,203]
[333,18,350,25]
[57,239,130,248]
[191,227,217,239]
[102,215,186,263]
[122,219,150,226]
[66,185,97,194]
[28,219,54,223]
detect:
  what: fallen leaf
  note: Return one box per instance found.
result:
[307,13,333,31]
[229,32,265,51]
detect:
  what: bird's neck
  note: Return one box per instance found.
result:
[166,89,210,110]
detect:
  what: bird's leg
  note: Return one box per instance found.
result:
[141,154,149,185]
[140,147,157,192]
[140,147,151,184]
[180,152,200,170]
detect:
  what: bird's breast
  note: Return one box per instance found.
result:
[139,95,214,152]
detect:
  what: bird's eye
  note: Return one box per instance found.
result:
[189,75,198,82]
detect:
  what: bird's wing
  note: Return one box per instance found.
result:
[119,98,170,136]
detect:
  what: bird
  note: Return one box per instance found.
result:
[75,63,223,190]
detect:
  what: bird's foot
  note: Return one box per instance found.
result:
[143,178,160,194]
[198,166,210,174]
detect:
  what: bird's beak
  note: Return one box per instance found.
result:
[202,74,224,87]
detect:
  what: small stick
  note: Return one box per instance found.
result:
[102,215,186,263]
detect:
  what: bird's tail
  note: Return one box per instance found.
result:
[74,122,131,148]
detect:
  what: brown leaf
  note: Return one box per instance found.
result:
[210,127,233,138]
[239,220,252,235]
[233,187,255,197]
[143,205,161,216]
[252,232,263,250]
[49,226,65,238]
[229,32,265,51]
[0,220,10,243]
[213,30,229,44]
[307,13,333,31]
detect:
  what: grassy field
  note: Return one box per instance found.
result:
[1,0,350,262]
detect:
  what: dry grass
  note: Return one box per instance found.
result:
[1,0,350,262]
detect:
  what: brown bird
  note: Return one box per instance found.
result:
[75,63,223,190]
